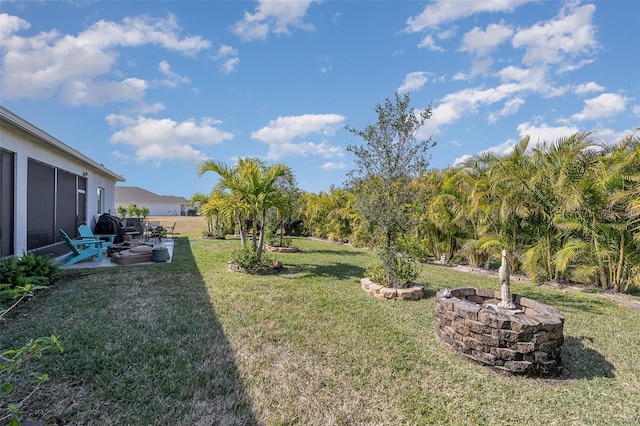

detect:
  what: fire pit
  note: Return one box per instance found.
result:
[434,251,564,376]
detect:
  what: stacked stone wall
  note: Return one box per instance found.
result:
[361,278,424,300]
[435,287,564,376]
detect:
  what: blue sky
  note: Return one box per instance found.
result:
[1,0,638,200]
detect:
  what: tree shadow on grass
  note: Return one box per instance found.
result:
[516,287,612,316]
[285,261,367,281]
[557,335,615,380]
[2,237,259,424]
[298,248,364,257]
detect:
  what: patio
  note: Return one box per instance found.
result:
[58,238,174,269]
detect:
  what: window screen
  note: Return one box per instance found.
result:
[27,159,55,249]
[0,149,15,257]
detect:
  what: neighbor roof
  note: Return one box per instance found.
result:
[115,186,189,205]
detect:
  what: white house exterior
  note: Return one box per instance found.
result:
[0,106,125,257]
[115,186,189,217]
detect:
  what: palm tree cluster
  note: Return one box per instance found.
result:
[193,132,638,292]
[298,131,640,292]
[198,157,294,264]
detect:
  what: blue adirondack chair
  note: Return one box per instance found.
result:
[59,229,103,265]
[78,224,115,248]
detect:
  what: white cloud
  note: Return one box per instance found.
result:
[512,4,597,68]
[571,93,628,121]
[1,13,210,104]
[213,44,238,60]
[488,97,525,123]
[417,34,445,52]
[106,114,233,163]
[221,57,240,74]
[251,113,346,160]
[398,71,429,93]
[406,0,532,32]
[461,23,513,57]
[157,60,191,88]
[574,81,604,94]
[212,44,240,74]
[321,161,346,170]
[423,83,523,134]
[633,105,640,116]
[232,0,319,41]
[452,72,469,81]
[0,13,30,43]
[59,78,148,106]
[517,122,580,145]
[268,141,343,160]
[252,113,345,143]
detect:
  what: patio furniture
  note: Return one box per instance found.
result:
[78,224,115,248]
[122,217,145,238]
[165,222,177,237]
[144,222,166,243]
[59,229,103,265]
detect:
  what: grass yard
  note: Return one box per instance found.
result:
[2,230,640,424]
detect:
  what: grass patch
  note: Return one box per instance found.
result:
[2,236,640,424]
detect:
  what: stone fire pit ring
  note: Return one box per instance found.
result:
[435,287,564,376]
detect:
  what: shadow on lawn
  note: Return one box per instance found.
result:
[148,237,260,423]
[12,237,260,424]
[560,335,615,380]
[286,261,366,281]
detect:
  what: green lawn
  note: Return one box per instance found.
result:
[2,236,640,424]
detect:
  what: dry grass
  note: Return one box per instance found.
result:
[146,216,208,236]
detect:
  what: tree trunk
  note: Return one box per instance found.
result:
[257,210,267,262]
[614,231,625,292]
[237,214,246,247]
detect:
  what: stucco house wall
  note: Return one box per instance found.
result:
[0,106,125,257]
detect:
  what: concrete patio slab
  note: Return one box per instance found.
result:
[59,239,174,269]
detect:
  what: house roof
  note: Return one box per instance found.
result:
[0,106,125,182]
[115,186,189,205]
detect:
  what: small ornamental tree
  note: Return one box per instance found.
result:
[346,92,435,288]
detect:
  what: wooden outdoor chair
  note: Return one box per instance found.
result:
[165,222,177,237]
[59,229,103,265]
[78,224,115,248]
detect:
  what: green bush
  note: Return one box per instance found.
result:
[265,226,292,247]
[230,247,274,269]
[1,254,62,425]
[0,254,59,290]
[364,255,418,288]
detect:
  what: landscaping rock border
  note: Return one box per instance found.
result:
[435,287,564,376]
[360,278,424,300]
[264,245,300,253]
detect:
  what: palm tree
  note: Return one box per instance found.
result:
[199,157,294,263]
[198,159,251,246]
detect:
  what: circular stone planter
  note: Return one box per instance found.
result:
[226,260,284,275]
[360,278,424,300]
[435,287,564,376]
[264,245,300,253]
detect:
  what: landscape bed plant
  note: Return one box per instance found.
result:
[0,235,638,424]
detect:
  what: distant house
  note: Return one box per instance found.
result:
[0,106,125,258]
[115,186,189,216]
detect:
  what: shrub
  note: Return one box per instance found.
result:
[265,226,292,247]
[230,247,274,269]
[365,255,418,288]
[1,254,62,425]
[0,254,59,290]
